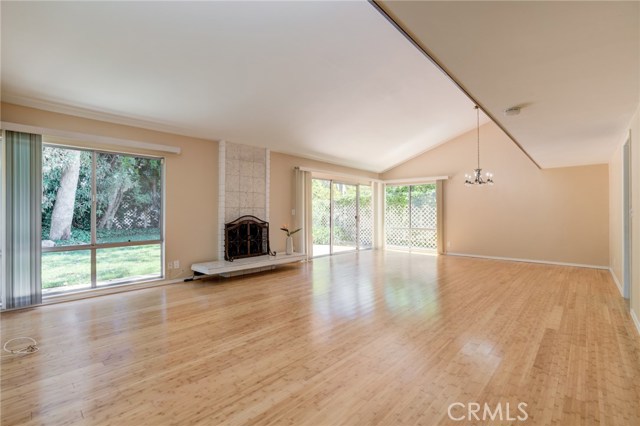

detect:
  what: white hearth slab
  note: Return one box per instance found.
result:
[191,252,306,276]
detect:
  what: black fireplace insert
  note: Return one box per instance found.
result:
[224,215,275,261]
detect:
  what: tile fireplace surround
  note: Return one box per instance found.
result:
[217,141,270,260]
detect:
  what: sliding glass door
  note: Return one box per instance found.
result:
[312,178,372,257]
[312,179,331,256]
[359,185,373,249]
[41,145,163,294]
[332,182,357,253]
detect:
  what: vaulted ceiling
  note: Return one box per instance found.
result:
[378,0,640,168]
[1,1,481,173]
[1,1,638,171]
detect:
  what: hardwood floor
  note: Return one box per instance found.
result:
[1,251,639,426]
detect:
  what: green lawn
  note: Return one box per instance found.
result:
[42,228,161,247]
[42,244,161,289]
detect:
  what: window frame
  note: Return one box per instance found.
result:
[41,143,165,294]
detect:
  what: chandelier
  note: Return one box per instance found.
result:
[465,106,494,186]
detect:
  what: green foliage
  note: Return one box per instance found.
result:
[385,184,437,250]
[41,227,91,246]
[385,185,409,208]
[95,153,162,229]
[312,179,331,245]
[41,148,92,233]
[40,227,161,247]
[332,226,351,245]
[311,180,373,246]
[97,228,161,243]
[42,146,162,243]
[409,184,437,207]
[313,227,330,245]
[385,184,436,209]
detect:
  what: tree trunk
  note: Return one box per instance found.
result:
[49,151,81,240]
[98,185,125,230]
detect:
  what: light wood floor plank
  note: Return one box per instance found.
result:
[1,251,639,425]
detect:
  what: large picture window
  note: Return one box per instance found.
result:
[41,145,163,294]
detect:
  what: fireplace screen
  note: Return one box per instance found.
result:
[225,215,273,261]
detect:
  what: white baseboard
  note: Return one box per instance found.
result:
[631,309,640,336]
[609,268,624,297]
[446,252,609,270]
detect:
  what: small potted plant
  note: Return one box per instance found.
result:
[280,225,301,255]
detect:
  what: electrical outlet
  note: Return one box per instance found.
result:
[447,241,451,248]
[173,260,180,269]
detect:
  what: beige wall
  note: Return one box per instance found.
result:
[383,122,609,266]
[0,102,378,280]
[2,101,623,296]
[2,103,219,281]
[269,152,379,252]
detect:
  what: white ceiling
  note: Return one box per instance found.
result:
[1,1,486,173]
[379,0,640,168]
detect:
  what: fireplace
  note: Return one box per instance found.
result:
[224,215,274,261]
